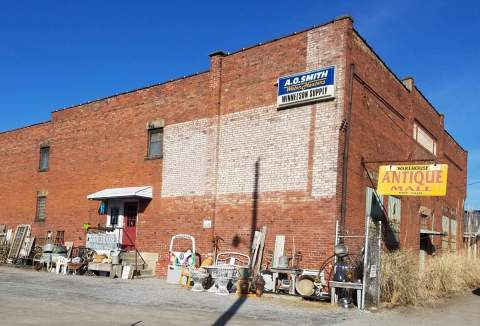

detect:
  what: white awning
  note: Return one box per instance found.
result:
[87,186,153,200]
[420,229,446,236]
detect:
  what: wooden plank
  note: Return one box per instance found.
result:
[272,235,285,268]
[122,265,134,279]
[254,226,267,277]
[249,231,261,269]
[329,281,363,290]
[272,234,284,290]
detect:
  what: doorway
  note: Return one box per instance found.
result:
[123,202,138,250]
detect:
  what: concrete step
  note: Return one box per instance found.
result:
[119,252,138,260]
[121,262,146,270]
[136,269,156,278]
[118,251,158,276]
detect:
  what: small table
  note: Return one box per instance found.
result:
[270,267,302,295]
[88,262,113,275]
[329,281,363,310]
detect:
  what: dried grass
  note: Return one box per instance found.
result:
[380,249,480,306]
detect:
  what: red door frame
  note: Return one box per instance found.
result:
[122,201,138,250]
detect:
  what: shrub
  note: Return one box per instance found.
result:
[380,249,480,305]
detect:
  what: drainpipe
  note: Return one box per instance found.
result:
[339,63,355,236]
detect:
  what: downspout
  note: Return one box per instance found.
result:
[340,63,355,236]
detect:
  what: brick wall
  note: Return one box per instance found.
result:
[343,29,467,253]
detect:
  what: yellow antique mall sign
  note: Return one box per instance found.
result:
[377,164,448,196]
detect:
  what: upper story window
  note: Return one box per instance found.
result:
[35,195,47,222]
[39,146,50,171]
[147,128,163,159]
[413,122,436,155]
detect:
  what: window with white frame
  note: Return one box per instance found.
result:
[413,122,436,155]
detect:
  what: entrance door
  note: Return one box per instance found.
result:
[123,202,138,250]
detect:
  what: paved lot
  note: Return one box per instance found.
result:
[0,265,479,325]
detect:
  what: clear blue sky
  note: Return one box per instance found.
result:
[0,1,478,209]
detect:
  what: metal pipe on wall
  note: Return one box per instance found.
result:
[339,63,356,237]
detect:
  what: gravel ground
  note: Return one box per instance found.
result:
[0,265,479,325]
[0,265,358,325]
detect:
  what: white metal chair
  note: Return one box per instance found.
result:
[215,252,250,267]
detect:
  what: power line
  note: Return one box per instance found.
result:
[468,180,480,186]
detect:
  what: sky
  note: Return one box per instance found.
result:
[0,0,478,208]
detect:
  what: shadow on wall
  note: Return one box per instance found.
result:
[213,159,260,325]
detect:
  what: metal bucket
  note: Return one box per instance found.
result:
[111,251,121,265]
[42,244,54,253]
[52,245,67,253]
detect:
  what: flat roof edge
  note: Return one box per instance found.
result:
[0,120,51,136]
[444,128,468,153]
[226,16,352,57]
[52,70,210,114]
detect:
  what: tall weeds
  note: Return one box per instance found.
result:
[380,250,480,305]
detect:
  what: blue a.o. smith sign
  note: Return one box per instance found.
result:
[277,66,335,107]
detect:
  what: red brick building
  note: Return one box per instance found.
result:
[0,17,467,276]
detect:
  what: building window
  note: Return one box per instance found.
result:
[36,196,47,222]
[39,146,50,171]
[413,122,436,155]
[147,128,163,158]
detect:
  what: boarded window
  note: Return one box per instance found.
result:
[366,187,384,222]
[450,219,457,251]
[148,128,163,158]
[441,216,449,250]
[36,196,47,222]
[387,196,401,244]
[39,146,50,171]
[413,122,436,155]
